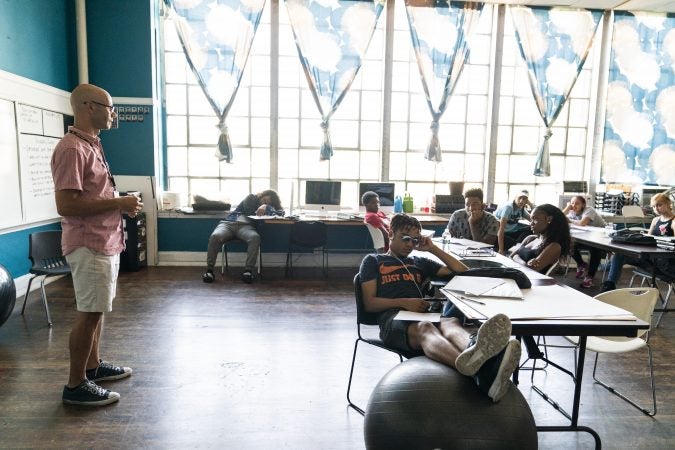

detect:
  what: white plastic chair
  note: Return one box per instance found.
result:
[629,267,673,328]
[565,287,660,416]
[365,223,386,253]
[621,205,647,230]
[544,260,559,276]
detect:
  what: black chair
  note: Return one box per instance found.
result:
[221,240,262,277]
[347,273,418,415]
[21,230,70,327]
[285,221,327,277]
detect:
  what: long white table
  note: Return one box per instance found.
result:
[415,238,649,449]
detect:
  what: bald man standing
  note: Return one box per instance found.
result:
[52,84,142,406]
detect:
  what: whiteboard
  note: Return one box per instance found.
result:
[0,99,23,228]
[17,103,43,134]
[18,134,59,223]
[0,71,72,231]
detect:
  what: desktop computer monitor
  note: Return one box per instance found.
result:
[359,182,395,214]
[304,180,342,212]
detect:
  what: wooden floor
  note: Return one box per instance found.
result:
[1,264,673,449]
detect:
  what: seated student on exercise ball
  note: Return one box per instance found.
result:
[495,190,534,254]
[562,195,607,288]
[509,204,571,275]
[202,189,282,284]
[446,187,501,250]
[359,214,521,402]
[602,192,675,292]
[362,191,391,252]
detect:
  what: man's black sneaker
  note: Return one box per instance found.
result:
[62,379,120,406]
[86,360,132,382]
[202,270,215,283]
[600,281,616,293]
[473,339,521,402]
[455,313,512,376]
[241,270,253,284]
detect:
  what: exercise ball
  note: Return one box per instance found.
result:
[0,264,16,327]
[364,356,537,450]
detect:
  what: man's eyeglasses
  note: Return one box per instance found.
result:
[400,235,420,246]
[85,100,116,113]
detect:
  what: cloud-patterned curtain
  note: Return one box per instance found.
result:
[510,6,602,176]
[602,12,675,186]
[406,0,483,163]
[285,0,384,160]
[165,0,266,163]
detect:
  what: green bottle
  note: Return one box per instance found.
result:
[403,193,414,213]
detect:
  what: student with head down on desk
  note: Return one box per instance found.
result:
[202,190,283,284]
[359,214,521,402]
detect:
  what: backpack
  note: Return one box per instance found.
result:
[443,267,532,289]
[610,229,656,246]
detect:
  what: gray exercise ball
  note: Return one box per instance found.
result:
[0,264,16,327]
[364,356,537,450]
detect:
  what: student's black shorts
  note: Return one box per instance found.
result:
[377,309,417,354]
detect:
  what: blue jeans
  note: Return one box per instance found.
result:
[607,253,641,284]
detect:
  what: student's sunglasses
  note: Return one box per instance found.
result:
[400,235,420,246]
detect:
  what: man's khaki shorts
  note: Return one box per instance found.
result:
[66,247,119,313]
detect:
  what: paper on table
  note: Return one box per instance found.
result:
[444,276,523,299]
[248,215,283,220]
[478,278,523,299]
[443,284,638,321]
[394,311,442,322]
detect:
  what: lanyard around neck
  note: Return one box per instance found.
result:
[68,130,117,190]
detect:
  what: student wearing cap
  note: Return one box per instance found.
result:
[362,191,391,252]
[494,190,534,254]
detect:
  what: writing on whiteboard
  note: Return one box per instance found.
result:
[19,134,59,222]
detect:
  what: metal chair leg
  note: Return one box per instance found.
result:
[39,278,53,327]
[346,338,365,416]
[21,275,37,315]
[285,250,292,278]
[655,283,672,328]
[591,349,656,416]
[221,243,229,275]
[347,337,403,416]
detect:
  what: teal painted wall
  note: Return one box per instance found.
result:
[0,0,77,91]
[86,0,156,175]
[86,0,153,98]
[156,218,441,253]
[100,111,156,175]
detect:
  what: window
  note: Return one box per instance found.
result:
[493,10,601,205]
[164,4,272,205]
[389,1,494,207]
[162,1,601,210]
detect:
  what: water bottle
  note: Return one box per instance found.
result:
[394,195,403,213]
[442,229,452,251]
